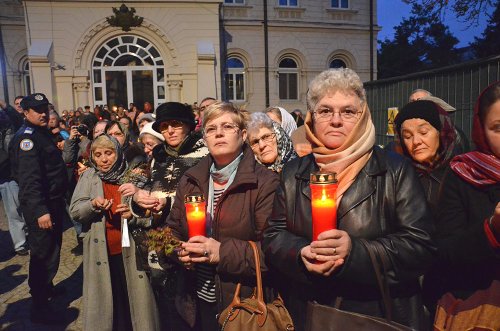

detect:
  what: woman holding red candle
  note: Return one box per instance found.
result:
[166,102,279,331]
[70,135,160,331]
[263,68,436,331]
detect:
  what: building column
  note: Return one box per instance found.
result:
[197,41,217,100]
[28,40,55,101]
[73,79,90,109]
[167,80,183,102]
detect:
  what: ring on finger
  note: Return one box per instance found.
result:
[203,250,209,257]
[333,247,337,255]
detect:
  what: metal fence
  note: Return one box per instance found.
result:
[365,55,500,146]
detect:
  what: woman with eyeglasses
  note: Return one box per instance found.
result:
[262,68,436,331]
[247,112,297,173]
[166,102,280,331]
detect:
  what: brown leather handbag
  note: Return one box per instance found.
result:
[218,241,295,331]
[305,240,414,331]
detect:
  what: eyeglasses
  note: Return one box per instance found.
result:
[204,123,239,137]
[160,120,185,132]
[313,108,361,123]
[249,132,276,149]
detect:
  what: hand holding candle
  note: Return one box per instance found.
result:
[185,194,206,238]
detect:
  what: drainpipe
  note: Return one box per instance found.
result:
[0,24,10,104]
[369,0,374,81]
[264,0,269,107]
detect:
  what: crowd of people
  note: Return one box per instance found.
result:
[0,67,498,330]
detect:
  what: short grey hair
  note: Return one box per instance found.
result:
[306,68,366,112]
[247,112,274,135]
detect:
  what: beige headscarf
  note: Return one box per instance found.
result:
[305,102,376,201]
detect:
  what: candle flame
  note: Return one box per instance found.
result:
[321,188,327,201]
[195,205,199,213]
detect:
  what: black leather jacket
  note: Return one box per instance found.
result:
[263,146,436,330]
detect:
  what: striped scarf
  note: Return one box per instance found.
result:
[450,152,500,188]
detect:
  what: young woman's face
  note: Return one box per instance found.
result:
[93,147,117,172]
[106,124,126,147]
[484,100,500,159]
[401,118,440,164]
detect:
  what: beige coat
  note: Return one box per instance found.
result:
[70,168,160,331]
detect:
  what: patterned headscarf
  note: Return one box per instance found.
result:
[265,122,297,173]
[89,134,128,184]
[395,100,459,173]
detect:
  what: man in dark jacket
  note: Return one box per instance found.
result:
[9,93,68,325]
[0,99,28,255]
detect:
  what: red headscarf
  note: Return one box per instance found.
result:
[450,82,500,188]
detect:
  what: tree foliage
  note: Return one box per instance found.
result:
[470,0,500,58]
[403,0,494,25]
[378,4,460,79]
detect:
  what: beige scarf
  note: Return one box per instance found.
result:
[305,103,376,202]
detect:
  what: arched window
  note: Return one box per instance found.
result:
[329,59,347,69]
[92,35,165,108]
[278,57,298,100]
[225,57,246,101]
[22,60,31,95]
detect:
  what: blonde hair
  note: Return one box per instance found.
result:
[307,68,366,112]
[91,135,115,152]
[203,101,250,131]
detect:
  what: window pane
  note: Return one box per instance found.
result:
[106,38,119,48]
[157,86,165,99]
[279,73,287,99]
[289,73,298,99]
[121,36,134,44]
[137,38,148,48]
[95,87,102,101]
[225,74,234,100]
[279,0,287,5]
[279,58,297,68]
[235,74,244,100]
[227,58,244,68]
[93,69,102,83]
[330,59,347,68]
[341,0,348,8]
[115,54,142,66]
[290,0,297,6]
[332,0,339,7]
[157,68,164,82]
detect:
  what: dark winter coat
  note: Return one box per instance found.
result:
[424,170,500,305]
[166,144,280,313]
[263,147,436,331]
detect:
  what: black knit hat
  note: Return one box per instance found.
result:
[152,102,196,132]
[395,100,442,132]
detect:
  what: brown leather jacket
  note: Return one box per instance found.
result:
[166,144,280,312]
[263,146,437,330]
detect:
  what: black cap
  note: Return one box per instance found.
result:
[395,100,442,132]
[20,93,49,111]
[152,102,195,132]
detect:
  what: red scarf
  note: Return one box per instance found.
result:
[450,82,500,188]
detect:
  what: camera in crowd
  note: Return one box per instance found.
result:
[73,124,89,137]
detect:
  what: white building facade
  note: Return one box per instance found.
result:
[0,0,378,112]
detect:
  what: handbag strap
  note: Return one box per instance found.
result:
[359,239,394,322]
[228,241,268,326]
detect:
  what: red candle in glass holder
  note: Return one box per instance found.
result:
[184,194,206,238]
[310,172,338,241]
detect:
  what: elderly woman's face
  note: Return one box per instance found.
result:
[401,118,440,164]
[141,135,160,157]
[248,127,278,165]
[313,90,361,149]
[484,100,500,158]
[204,112,246,166]
[93,147,117,172]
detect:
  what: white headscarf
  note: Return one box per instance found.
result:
[275,107,297,136]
